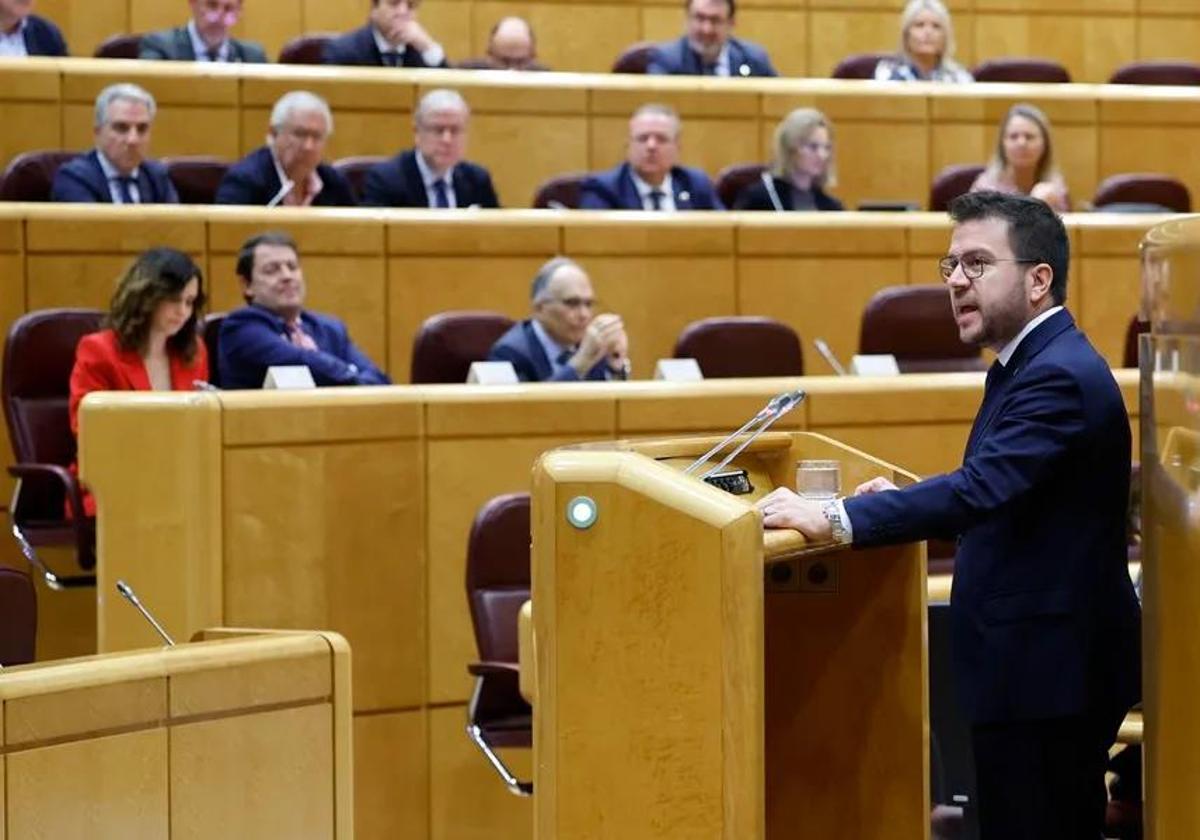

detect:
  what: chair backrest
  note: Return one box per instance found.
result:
[0,150,77,202]
[612,42,655,73]
[410,311,515,384]
[715,162,767,209]
[164,156,230,204]
[831,52,891,79]
[1109,61,1200,86]
[859,284,987,373]
[3,309,105,467]
[928,163,985,212]
[972,57,1070,83]
[277,33,335,64]
[1124,315,1149,369]
[674,316,804,377]
[1093,173,1191,213]
[203,312,226,387]
[0,566,37,667]
[531,173,586,209]
[332,155,386,203]
[93,33,142,58]
[465,492,531,664]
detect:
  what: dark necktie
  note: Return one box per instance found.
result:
[701,63,716,76]
[555,349,573,366]
[206,45,221,62]
[432,179,450,208]
[113,176,137,204]
[984,359,1007,395]
[382,51,402,67]
[648,189,665,211]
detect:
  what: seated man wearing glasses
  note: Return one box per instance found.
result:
[488,257,630,382]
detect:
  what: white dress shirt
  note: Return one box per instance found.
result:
[187,19,229,62]
[95,150,142,204]
[630,170,676,212]
[0,17,28,57]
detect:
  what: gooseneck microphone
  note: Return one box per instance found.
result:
[684,388,807,480]
[813,338,848,376]
[116,580,176,646]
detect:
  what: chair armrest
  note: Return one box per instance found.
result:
[468,660,521,677]
[8,462,91,545]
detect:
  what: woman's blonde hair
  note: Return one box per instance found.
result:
[771,107,836,187]
[896,0,959,68]
[107,248,205,362]
[984,103,1061,185]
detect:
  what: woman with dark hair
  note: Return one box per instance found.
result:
[69,247,208,514]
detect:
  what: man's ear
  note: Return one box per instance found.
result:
[1028,263,1054,305]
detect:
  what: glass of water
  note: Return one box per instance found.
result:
[796,459,841,499]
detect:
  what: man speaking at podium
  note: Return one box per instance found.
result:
[758,192,1141,839]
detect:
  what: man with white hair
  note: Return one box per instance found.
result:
[52,83,179,204]
[215,90,356,207]
[361,88,500,208]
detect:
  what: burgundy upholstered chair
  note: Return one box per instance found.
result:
[860,285,987,373]
[611,41,656,73]
[532,173,586,209]
[164,156,230,204]
[331,155,386,203]
[203,313,226,387]
[674,317,804,377]
[0,150,77,202]
[1109,61,1200,86]
[277,33,335,64]
[0,565,37,666]
[410,311,515,383]
[715,162,767,208]
[971,58,1070,83]
[93,34,143,58]
[2,309,104,589]
[831,52,891,79]
[1093,174,1191,213]
[928,164,985,212]
[465,492,533,796]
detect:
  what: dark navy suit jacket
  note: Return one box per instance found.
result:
[647,36,776,77]
[845,309,1141,727]
[580,162,722,210]
[138,25,267,62]
[20,14,68,56]
[487,320,608,382]
[360,149,500,208]
[50,151,180,204]
[323,24,449,68]
[218,305,390,389]
[214,146,357,207]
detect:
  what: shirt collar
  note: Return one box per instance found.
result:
[414,150,454,187]
[530,318,572,369]
[268,144,323,206]
[2,16,27,37]
[629,169,673,202]
[372,25,403,55]
[95,149,140,181]
[187,19,228,60]
[997,305,1063,366]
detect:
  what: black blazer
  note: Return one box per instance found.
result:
[50,151,179,204]
[646,35,776,77]
[323,24,448,68]
[214,146,357,207]
[360,149,500,208]
[21,14,68,56]
[733,175,844,211]
[138,25,267,62]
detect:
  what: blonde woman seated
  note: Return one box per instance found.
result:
[970,103,1070,212]
[874,0,972,83]
[733,108,843,212]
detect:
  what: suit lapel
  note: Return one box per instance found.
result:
[83,152,113,202]
[116,344,152,391]
[400,153,427,205]
[522,321,553,379]
[673,169,694,209]
[680,39,701,74]
[618,165,641,210]
[451,167,471,208]
[175,26,196,60]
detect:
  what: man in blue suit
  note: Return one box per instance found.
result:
[580,104,722,211]
[52,84,179,204]
[757,192,1141,839]
[361,89,500,208]
[324,0,448,68]
[219,232,390,389]
[488,257,630,382]
[647,0,775,77]
[0,0,67,56]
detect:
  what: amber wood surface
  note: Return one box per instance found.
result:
[0,629,353,839]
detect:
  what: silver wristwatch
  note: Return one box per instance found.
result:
[822,499,849,544]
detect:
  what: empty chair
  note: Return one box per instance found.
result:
[1093,173,1191,213]
[612,42,655,74]
[972,58,1070,83]
[465,492,533,796]
[1109,60,1200,86]
[532,173,586,209]
[928,163,985,212]
[3,309,105,589]
[93,34,142,59]
[410,311,515,383]
[278,33,335,64]
[674,316,804,377]
[203,312,226,387]
[0,565,37,666]
[831,52,891,79]
[0,150,76,202]
[163,156,230,204]
[860,285,987,373]
[715,162,766,209]
[331,155,386,203]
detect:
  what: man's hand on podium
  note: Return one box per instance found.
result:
[756,487,832,540]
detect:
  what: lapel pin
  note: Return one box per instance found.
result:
[739,63,751,76]
[679,190,691,203]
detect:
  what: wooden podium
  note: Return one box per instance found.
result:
[531,431,928,840]
[0,629,353,838]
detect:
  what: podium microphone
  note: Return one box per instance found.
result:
[116,580,176,647]
[684,388,807,480]
[813,338,847,376]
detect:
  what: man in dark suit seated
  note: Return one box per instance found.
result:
[758,192,1141,840]
[0,0,68,56]
[52,84,179,204]
[215,91,356,207]
[580,104,722,211]
[361,89,500,208]
[324,0,448,68]
[219,231,390,389]
[488,257,630,382]
[139,0,267,62]
[646,0,775,77]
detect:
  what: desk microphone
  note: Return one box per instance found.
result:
[813,338,847,376]
[266,179,295,208]
[116,580,176,647]
[684,388,806,480]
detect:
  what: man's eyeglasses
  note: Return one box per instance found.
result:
[546,296,596,310]
[938,255,1039,282]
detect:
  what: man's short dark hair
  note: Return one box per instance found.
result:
[685,0,736,19]
[235,231,299,283]
[947,191,1069,305]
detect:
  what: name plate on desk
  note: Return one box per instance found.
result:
[655,358,704,381]
[850,354,900,376]
[467,361,519,384]
[262,365,316,389]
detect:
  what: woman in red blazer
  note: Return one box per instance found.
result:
[69,247,208,516]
